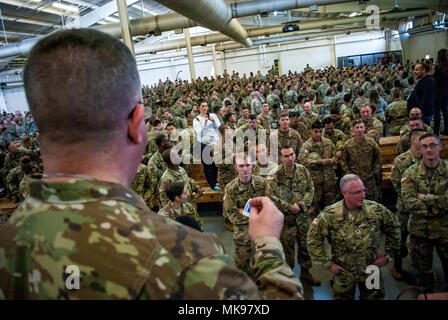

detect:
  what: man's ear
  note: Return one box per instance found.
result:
[128,104,144,144]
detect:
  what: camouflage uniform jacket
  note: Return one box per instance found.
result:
[341,136,381,180]
[252,161,279,178]
[158,202,203,231]
[340,103,355,121]
[130,163,152,208]
[307,200,400,273]
[266,164,314,225]
[401,160,448,239]
[399,123,433,137]
[256,113,272,131]
[298,138,336,185]
[391,150,421,212]
[284,90,298,109]
[147,151,167,208]
[6,166,24,198]
[363,117,383,143]
[324,129,347,152]
[0,178,303,300]
[269,128,303,164]
[251,98,262,115]
[333,116,352,136]
[385,101,408,136]
[159,167,199,207]
[291,121,310,141]
[266,93,281,108]
[237,117,248,128]
[223,175,267,226]
[301,112,320,131]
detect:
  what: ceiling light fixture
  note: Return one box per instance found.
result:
[52,2,79,12]
[104,16,120,23]
[132,4,157,15]
[349,12,358,17]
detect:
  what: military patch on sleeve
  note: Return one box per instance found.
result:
[400,129,405,135]
[401,176,407,183]
[391,164,394,170]
[159,187,164,193]
[312,218,319,225]
[266,175,274,181]
[223,194,227,201]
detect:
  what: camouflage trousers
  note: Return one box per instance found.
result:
[280,213,312,270]
[410,234,448,290]
[362,176,381,203]
[394,211,409,271]
[233,224,254,278]
[331,269,385,300]
[309,181,337,219]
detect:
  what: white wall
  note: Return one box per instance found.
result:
[400,29,448,62]
[0,87,29,113]
[137,30,403,85]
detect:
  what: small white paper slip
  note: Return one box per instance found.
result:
[242,198,253,217]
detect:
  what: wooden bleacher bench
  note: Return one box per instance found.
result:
[191,163,223,204]
[379,134,448,189]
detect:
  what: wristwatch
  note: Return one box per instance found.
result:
[385,255,393,263]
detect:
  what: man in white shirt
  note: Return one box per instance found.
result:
[193,99,221,190]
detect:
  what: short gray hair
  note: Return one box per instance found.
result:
[340,174,361,192]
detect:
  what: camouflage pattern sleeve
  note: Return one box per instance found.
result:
[401,165,429,216]
[223,183,239,224]
[251,236,304,300]
[265,177,291,213]
[340,142,350,174]
[378,204,401,257]
[425,193,448,210]
[158,179,169,208]
[307,212,332,269]
[297,167,314,214]
[372,139,382,177]
[390,158,402,193]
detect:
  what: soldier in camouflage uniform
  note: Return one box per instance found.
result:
[266,146,321,285]
[341,120,382,202]
[329,106,352,136]
[223,153,267,278]
[301,102,320,131]
[178,109,196,176]
[307,174,400,300]
[284,85,298,109]
[401,133,448,292]
[360,104,383,144]
[214,124,237,190]
[0,30,303,300]
[256,103,272,132]
[269,104,281,129]
[299,121,337,218]
[158,149,202,208]
[385,88,409,136]
[158,181,203,231]
[266,89,282,109]
[130,161,153,208]
[289,111,310,141]
[147,134,172,210]
[251,143,278,177]
[144,119,164,163]
[396,116,433,155]
[270,111,303,164]
[237,107,249,128]
[390,129,424,280]
[399,108,433,137]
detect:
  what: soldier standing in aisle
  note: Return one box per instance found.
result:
[266,146,320,285]
[390,128,425,280]
[401,133,448,292]
[307,174,400,300]
[223,153,267,277]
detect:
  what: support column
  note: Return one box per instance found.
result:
[211,44,218,77]
[332,35,337,67]
[116,0,134,55]
[184,28,196,80]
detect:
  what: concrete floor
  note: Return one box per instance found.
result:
[199,203,447,300]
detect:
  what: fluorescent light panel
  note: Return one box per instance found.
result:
[132,4,157,15]
[52,2,79,12]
